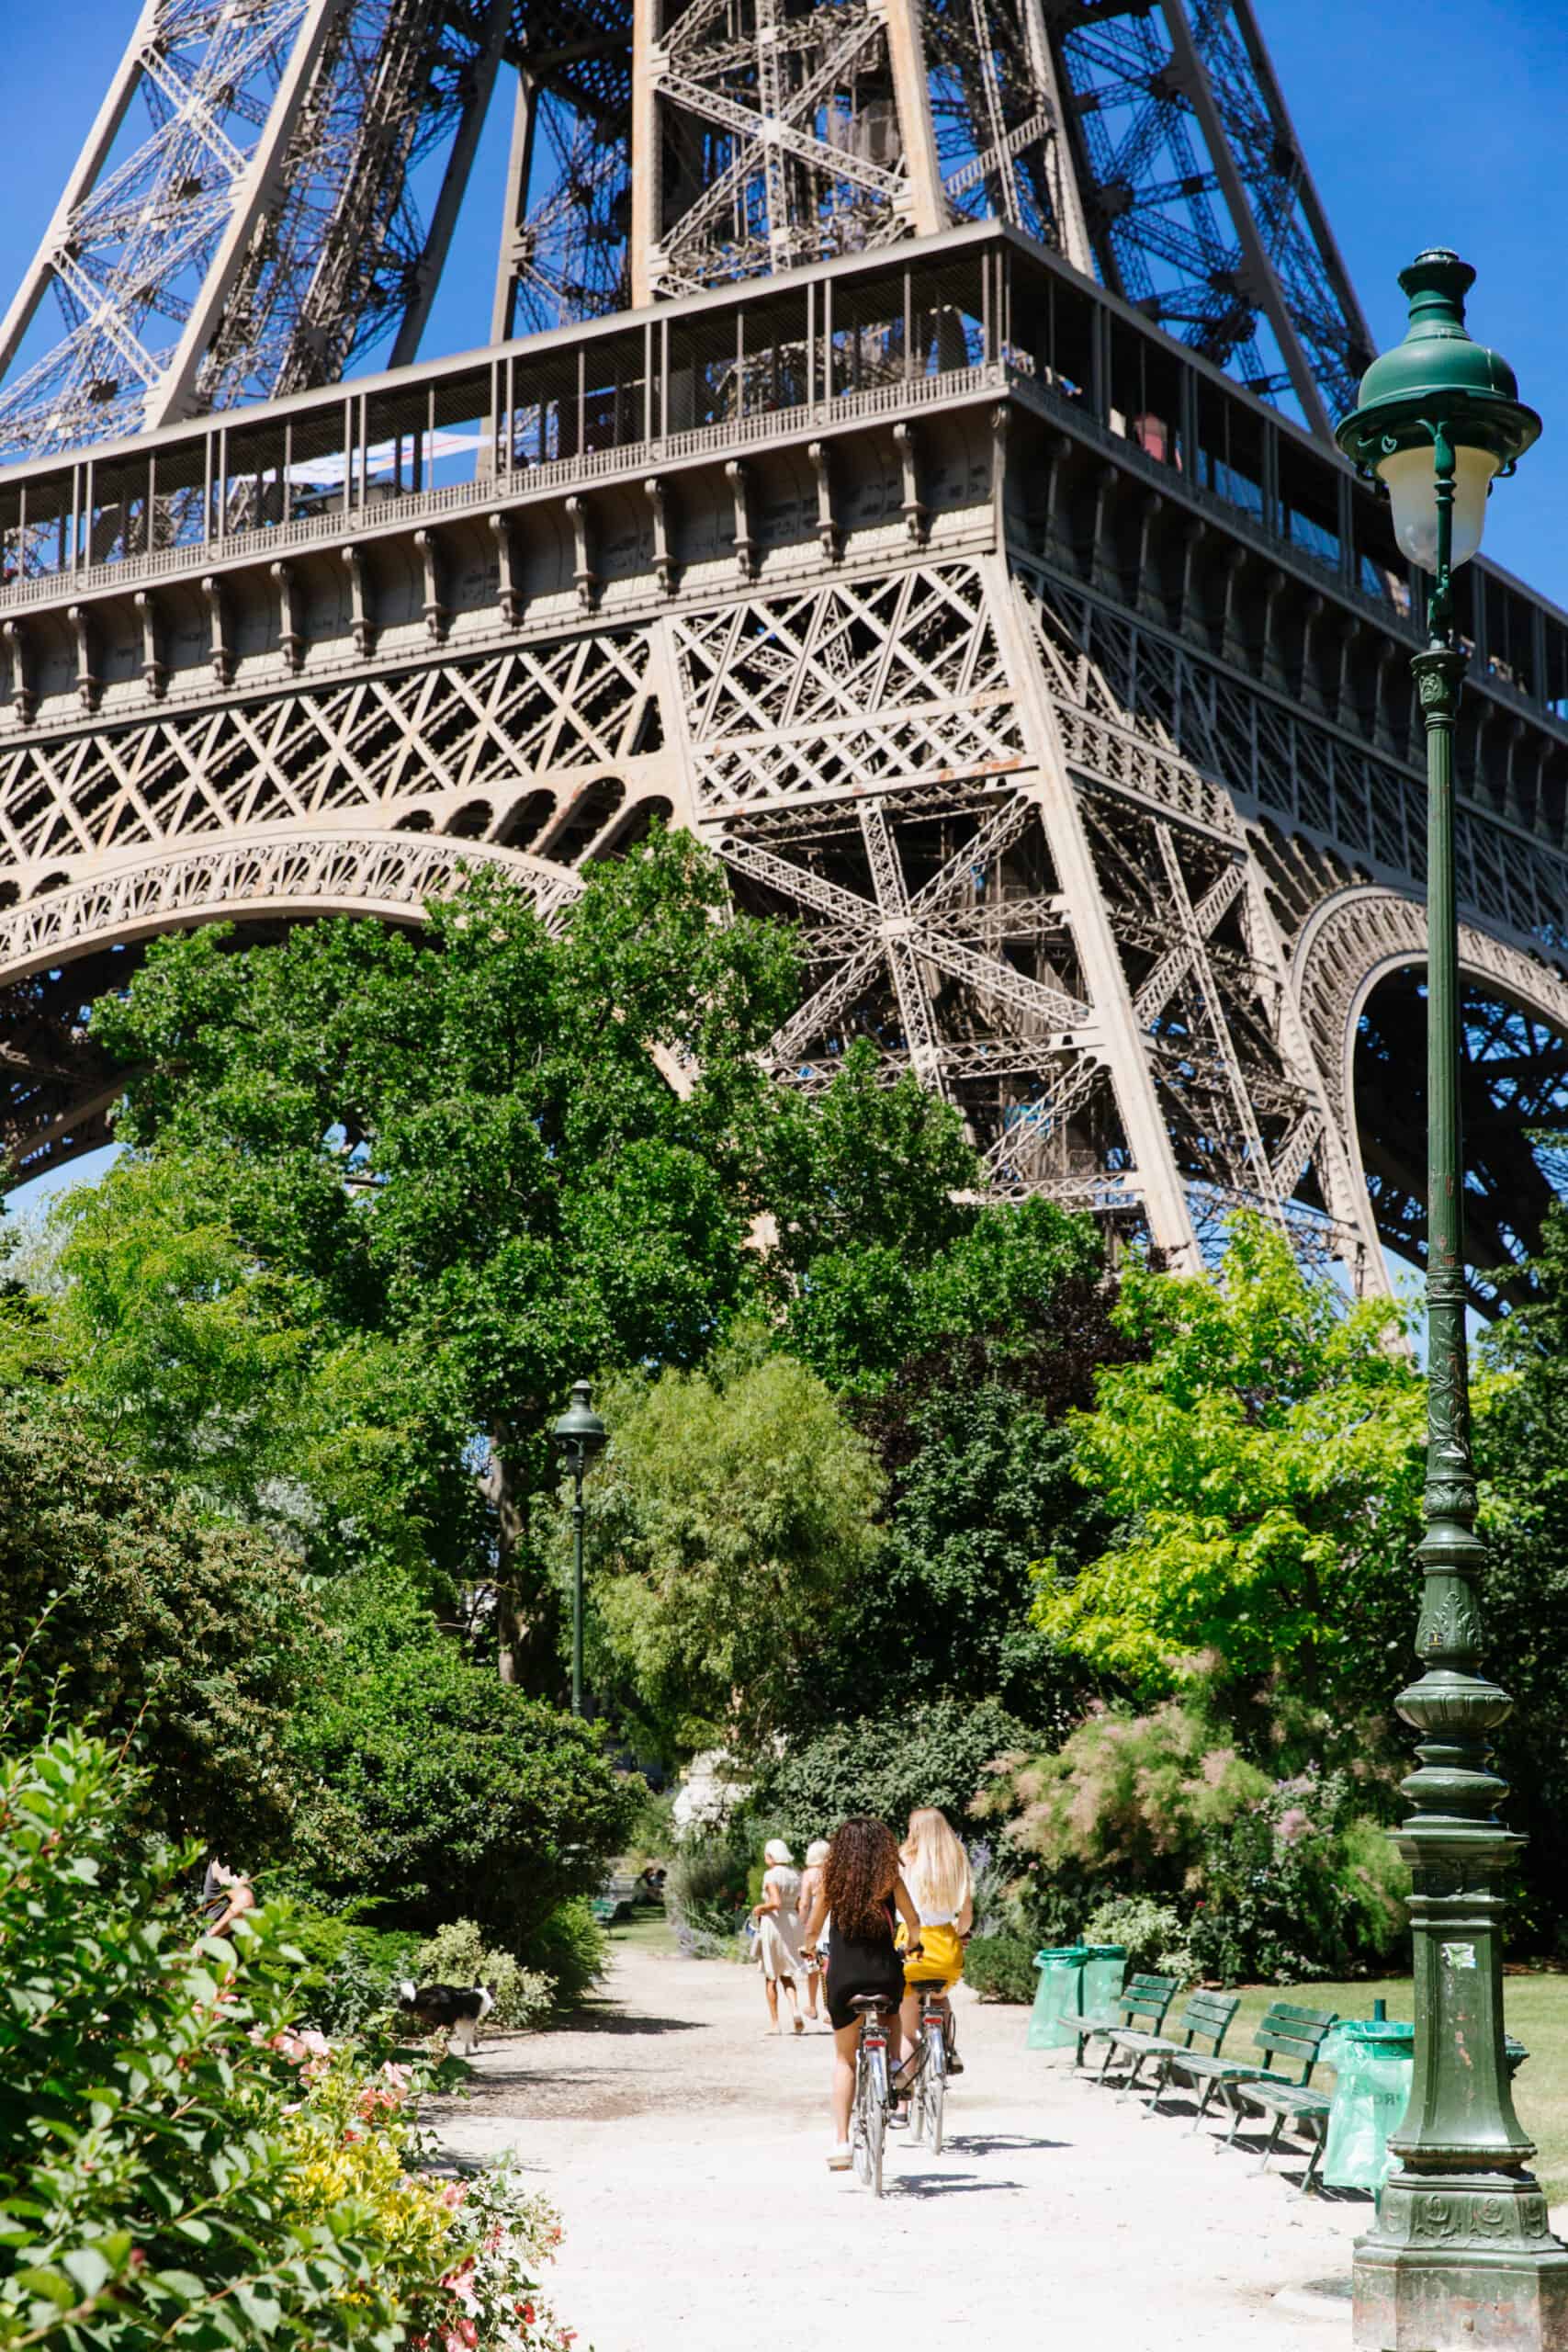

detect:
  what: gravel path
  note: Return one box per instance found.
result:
[427,1939,1385,2351]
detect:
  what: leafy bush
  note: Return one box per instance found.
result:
[620,1780,678,1869]
[1081,1894,1193,1978]
[0,1394,317,1858]
[0,1718,586,2352]
[761,1697,1030,1848]
[1185,1771,1407,1984]
[666,1822,753,1945]
[412,1920,554,2031]
[285,1906,415,2036]
[517,1898,608,2009]
[288,1587,637,1945]
[964,1933,1039,2004]
[977,1702,1407,1984]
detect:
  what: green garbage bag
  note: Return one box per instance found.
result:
[1081,1945,1127,2014]
[1322,2021,1414,2193]
[1028,1945,1090,2049]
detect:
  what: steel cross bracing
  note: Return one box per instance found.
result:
[4,0,1371,460]
[0,406,1564,1282]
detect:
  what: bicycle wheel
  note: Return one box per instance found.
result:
[852,2049,873,2186]
[862,2043,888,2196]
[921,2022,946,2154]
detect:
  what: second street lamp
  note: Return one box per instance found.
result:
[551,1378,608,1720]
[1337,254,1566,2352]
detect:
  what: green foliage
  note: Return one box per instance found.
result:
[1184,1772,1408,1984]
[781,1182,1101,1396]
[581,1334,884,1750]
[665,1824,754,1952]
[0,1719,490,2352]
[1079,1894,1193,1978]
[759,1696,1028,1848]
[798,1269,1134,1730]
[281,1908,416,2037]
[1039,1217,1427,1713]
[619,1781,678,1868]
[514,1901,606,2011]
[412,1922,553,2030]
[963,1934,1038,2004]
[0,1391,315,1860]
[286,1576,636,1945]
[1477,1206,1568,1944]
[88,838,800,1684]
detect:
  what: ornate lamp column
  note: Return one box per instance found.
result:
[551,1378,608,1717]
[1337,253,1564,2352]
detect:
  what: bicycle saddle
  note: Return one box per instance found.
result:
[849,1993,899,2014]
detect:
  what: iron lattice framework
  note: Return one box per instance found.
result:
[1,0,1371,461]
[0,11,1563,1299]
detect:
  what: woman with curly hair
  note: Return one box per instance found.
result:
[798,1816,923,2170]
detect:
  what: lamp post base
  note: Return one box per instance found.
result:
[1355,2179,1568,2352]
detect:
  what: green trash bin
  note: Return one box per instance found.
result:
[1080,1944,1127,2014]
[1322,2020,1415,2193]
[1027,1945,1090,2049]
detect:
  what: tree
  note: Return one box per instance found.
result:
[0,1152,481,1592]
[1475,1206,1568,1942]
[758,1696,1030,1847]
[772,1092,1100,1393]
[285,1569,636,1950]
[92,832,799,1687]
[1038,1216,1428,1728]
[0,1391,317,1860]
[784,1206,1129,1731]
[578,1331,885,1753]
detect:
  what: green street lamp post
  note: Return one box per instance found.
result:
[551,1378,608,1719]
[1337,254,1566,2352]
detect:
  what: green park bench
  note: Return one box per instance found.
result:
[1105,1988,1241,2109]
[1194,2002,1340,2186]
[1062,1971,1180,2077]
[591,1873,638,1927]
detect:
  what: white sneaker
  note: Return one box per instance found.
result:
[827,2144,852,2172]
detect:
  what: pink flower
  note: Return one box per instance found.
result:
[1278,1807,1311,1844]
[442,2184,466,2211]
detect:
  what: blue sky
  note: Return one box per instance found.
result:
[0,0,1562,598]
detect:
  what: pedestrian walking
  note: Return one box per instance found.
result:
[751,1838,806,2036]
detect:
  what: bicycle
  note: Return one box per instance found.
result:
[847,1993,898,2196]
[905,1986,957,2154]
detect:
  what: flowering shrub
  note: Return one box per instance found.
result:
[0,1717,588,2352]
[976,1704,1407,1984]
[975,1700,1269,1887]
[1184,1770,1406,1984]
[278,2049,580,2352]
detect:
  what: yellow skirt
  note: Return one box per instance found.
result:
[898,1921,964,1989]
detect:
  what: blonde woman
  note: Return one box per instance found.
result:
[796,1839,830,2027]
[751,1838,806,2035]
[894,1809,973,2086]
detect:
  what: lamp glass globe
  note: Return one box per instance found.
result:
[1376,439,1498,572]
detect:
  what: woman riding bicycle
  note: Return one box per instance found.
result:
[797,1816,922,2172]
[894,1808,973,2089]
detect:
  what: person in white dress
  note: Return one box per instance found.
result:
[750,1838,806,2035]
[796,1838,830,2028]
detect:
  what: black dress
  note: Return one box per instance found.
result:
[825,1895,904,2031]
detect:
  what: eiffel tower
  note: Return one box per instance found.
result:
[1,0,1565,1302]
